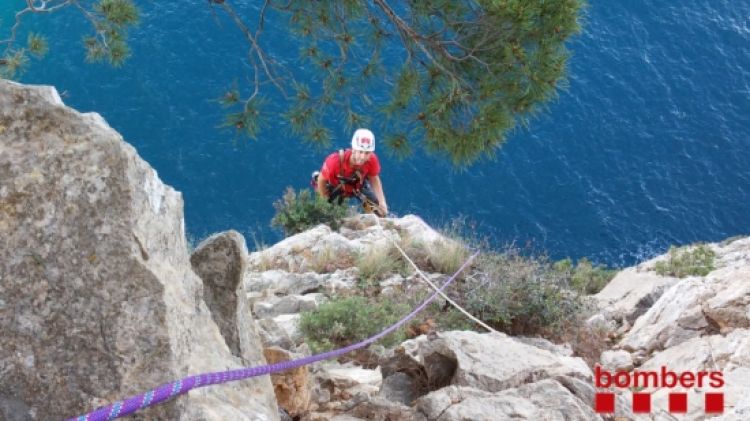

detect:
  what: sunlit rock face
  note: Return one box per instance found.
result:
[0,79,277,421]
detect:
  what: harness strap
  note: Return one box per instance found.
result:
[335,149,362,186]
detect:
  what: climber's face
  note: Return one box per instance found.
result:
[351,150,372,166]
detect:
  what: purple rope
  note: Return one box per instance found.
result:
[67,251,479,421]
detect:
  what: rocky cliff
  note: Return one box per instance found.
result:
[0,80,277,420]
[1,79,748,421]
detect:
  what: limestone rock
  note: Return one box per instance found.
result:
[190,230,266,365]
[344,395,424,421]
[0,80,277,420]
[619,251,750,354]
[272,314,303,345]
[594,267,679,325]
[253,293,324,319]
[244,269,358,296]
[321,364,382,390]
[257,318,296,349]
[245,214,452,276]
[600,350,634,372]
[618,276,714,353]
[379,372,421,406]
[703,265,750,332]
[246,225,361,273]
[635,329,750,421]
[416,380,600,421]
[514,336,575,357]
[264,347,312,417]
[391,331,591,394]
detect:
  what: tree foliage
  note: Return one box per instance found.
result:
[1,0,585,166]
[1,0,139,78]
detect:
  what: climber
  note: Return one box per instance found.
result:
[312,128,388,217]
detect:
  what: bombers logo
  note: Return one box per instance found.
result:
[594,366,724,415]
[359,137,372,145]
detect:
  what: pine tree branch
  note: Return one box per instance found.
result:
[1,1,71,50]
[219,1,289,98]
[372,0,467,86]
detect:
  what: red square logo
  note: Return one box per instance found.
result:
[705,393,724,414]
[632,393,651,413]
[595,393,615,413]
[669,393,688,413]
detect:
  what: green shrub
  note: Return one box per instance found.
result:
[271,187,349,236]
[459,250,588,337]
[553,257,617,295]
[299,296,409,353]
[654,244,716,278]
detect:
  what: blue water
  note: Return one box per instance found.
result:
[8,1,750,266]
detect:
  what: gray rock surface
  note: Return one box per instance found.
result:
[379,372,421,406]
[191,231,251,358]
[599,350,634,371]
[416,380,600,421]
[0,80,277,420]
[594,267,679,325]
[636,329,750,420]
[396,331,592,393]
[618,242,750,354]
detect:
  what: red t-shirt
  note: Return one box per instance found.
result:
[320,149,380,195]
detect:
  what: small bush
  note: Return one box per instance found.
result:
[308,246,339,273]
[396,234,432,272]
[460,249,588,337]
[299,296,410,353]
[428,218,476,275]
[429,239,470,276]
[553,258,617,295]
[271,187,349,236]
[356,245,405,285]
[654,244,715,278]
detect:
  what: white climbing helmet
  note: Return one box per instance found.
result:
[351,128,375,152]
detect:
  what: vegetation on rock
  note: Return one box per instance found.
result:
[654,244,716,278]
[271,187,350,236]
[299,296,409,353]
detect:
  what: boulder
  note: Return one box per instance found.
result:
[244,269,358,296]
[416,380,600,421]
[264,347,312,417]
[385,331,591,394]
[0,80,277,420]
[343,395,423,421]
[246,225,360,273]
[253,293,324,319]
[190,230,267,365]
[618,276,713,353]
[257,318,296,349]
[702,265,750,332]
[618,256,750,354]
[321,363,382,390]
[379,372,421,406]
[514,336,575,357]
[600,350,634,372]
[594,267,679,325]
[245,214,452,276]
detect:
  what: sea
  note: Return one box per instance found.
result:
[5,0,749,267]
